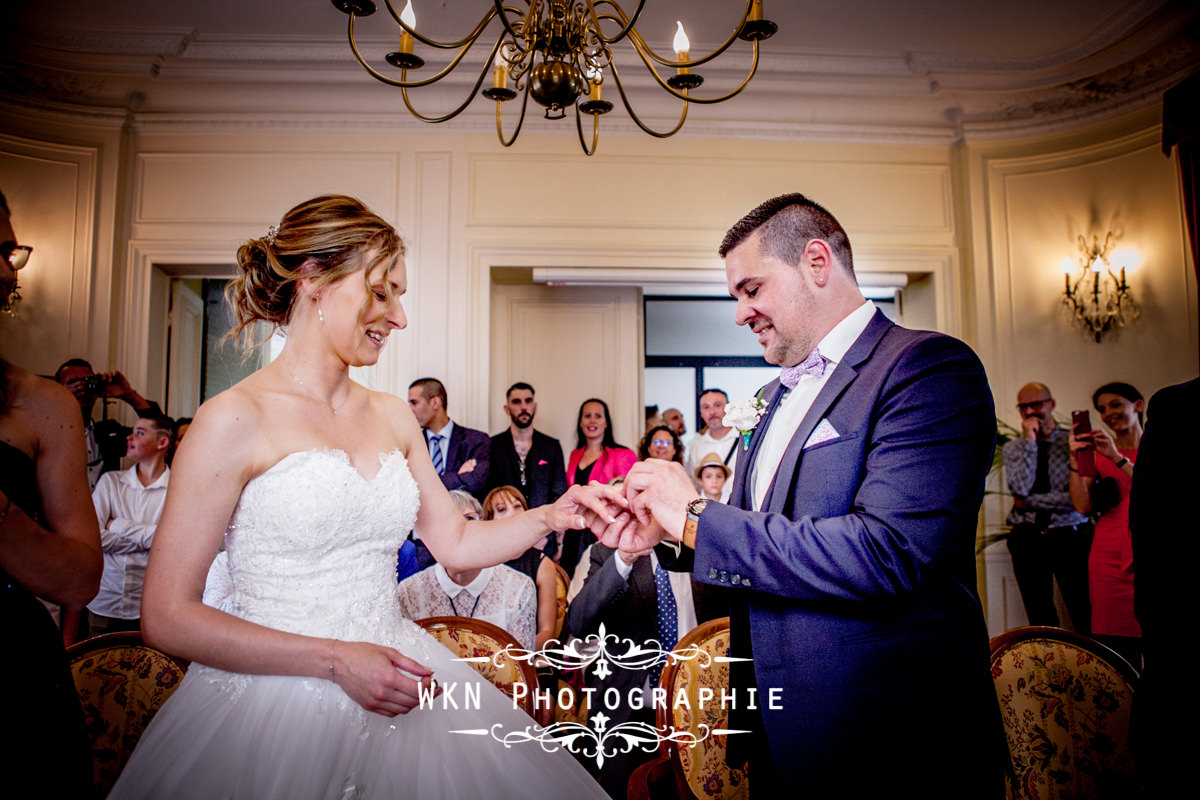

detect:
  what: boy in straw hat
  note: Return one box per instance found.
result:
[695,452,731,503]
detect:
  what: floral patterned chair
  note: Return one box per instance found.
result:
[416,615,541,718]
[990,626,1139,800]
[630,617,748,800]
[67,631,189,796]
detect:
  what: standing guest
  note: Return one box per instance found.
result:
[611,193,1004,797]
[683,388,738,501]
[638,423,683,465]
[695,452,731,502]
[1129,376,1199,795]
[173,417,193,447]
[55,359,161,490]
[483,485,559,651]
[1,190,100,797]
[1069,381,1144,667]
[408,377,490,500]
[87,413,173,637]
[662,407,691,446]
[562,398,637,574]
[488,382,568,511]
[644,404,662,433]
[1002,382,1092,630]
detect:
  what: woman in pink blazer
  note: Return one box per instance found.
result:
[561,398,636,572]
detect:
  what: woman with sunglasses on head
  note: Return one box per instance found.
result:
[1069,381,1145,668]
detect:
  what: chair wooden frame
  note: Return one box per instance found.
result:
[552,560,571,639]
[416,615,541,718]
[989,625,1139,684]
[989,625,1140,800]
[651,616,746,800]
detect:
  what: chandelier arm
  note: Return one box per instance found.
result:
[607,61,688,138]
[378,0,499,49]
[345,14,496,89]
[496,80,534,147]
[574,103,602,156]
[584,0,648,45]
[399,55,497,123]
[624,34,762,105]
[607,0,753,68]
[490,0,527,41]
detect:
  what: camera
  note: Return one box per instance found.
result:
[81,374,109,396]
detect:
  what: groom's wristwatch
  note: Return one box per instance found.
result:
[682,498,708,549]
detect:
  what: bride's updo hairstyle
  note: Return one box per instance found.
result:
[226,194,404,352]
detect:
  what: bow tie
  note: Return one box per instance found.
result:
[780,348,827,390]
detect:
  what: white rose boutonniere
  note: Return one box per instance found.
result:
[723,391,767,450]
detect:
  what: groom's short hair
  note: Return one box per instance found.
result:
[719,193,855,279]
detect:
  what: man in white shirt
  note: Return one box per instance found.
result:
[683,388,737,501]
[87,413,172,636]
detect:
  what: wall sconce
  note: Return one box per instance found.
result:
[1,243,32,318]
[1060,232,1140,342]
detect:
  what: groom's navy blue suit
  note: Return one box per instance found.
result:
[670,309,1006,795]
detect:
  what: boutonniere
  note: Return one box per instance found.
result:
[723,389,767,450]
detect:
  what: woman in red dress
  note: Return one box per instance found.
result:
[1069,381,1144,667]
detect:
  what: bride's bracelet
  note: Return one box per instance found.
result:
[329,639,338,682]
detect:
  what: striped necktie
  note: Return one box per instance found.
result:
[429,433,445,475]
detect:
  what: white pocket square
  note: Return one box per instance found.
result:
[804,418,840,449]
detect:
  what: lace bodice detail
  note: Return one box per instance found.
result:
[222,449,419,643]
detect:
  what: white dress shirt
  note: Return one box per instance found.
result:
[88,464,170,618]
[751,300,876,510]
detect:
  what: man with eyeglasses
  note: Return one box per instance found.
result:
[1002,382,1092,631]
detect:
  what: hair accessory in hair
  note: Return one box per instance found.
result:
[266,224,279,245]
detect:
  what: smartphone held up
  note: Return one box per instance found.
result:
[1072,409,1098,477]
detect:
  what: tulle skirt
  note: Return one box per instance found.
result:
[110,634,605,799]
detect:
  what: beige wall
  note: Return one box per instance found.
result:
[3,104,1196,631]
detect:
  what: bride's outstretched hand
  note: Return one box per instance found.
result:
[330,640,438,716]
[545,482,628,534]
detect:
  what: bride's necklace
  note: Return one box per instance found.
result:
[286,367,350,415]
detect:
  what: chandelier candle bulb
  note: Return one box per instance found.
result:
[673,21,691,75]
[399,0,416,54]
[493,50,508,90]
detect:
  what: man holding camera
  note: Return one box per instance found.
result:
[1002,382,1092,631]
[55,359,161,490]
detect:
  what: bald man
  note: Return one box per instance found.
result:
[1002,382,1092,631]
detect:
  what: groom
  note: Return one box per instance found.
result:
[617,194,1006,797]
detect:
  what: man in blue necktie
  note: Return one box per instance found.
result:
[615,193,1006,797]
[407,378,490,500]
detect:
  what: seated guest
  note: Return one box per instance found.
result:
[400,489,479,580]
[638,423,684,465]
[562,398,637,573]
[695,452,731,502]
[87,413,173,637]
[484,485,559,650]
[564,542,704,798]
[397,559,537,652]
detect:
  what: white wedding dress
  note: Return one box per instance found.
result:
[111,449,605,799]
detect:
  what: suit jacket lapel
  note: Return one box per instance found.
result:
[729,379,785,511]
[763,310,894,513]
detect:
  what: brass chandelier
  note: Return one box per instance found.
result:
[330,0,777,155]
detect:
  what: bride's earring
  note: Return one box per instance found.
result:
[315,294,324,323]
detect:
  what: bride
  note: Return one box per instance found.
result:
[111,195,620,798]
